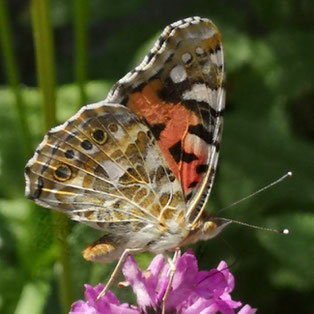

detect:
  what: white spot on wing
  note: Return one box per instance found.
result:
[109,124,124,140]
[196,47,204,55]
[182,52,192,64]
[170,65,187,83]
[202,60,212,76]
[217,89,225,111]
[184,133,210,156]
[209,50,223,68]
[102,160,125,182]
[145,145,163,173]
[198,27,216,40]
[183,83,210,103]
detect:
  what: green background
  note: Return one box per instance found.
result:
[0,0,314,313]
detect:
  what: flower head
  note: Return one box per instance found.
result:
[70,250,256,314]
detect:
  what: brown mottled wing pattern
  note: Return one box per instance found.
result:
[25,102,185,238]
[106,17,225,225]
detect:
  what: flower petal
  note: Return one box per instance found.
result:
[164,250,202,311]
[146,254,165,289]
[122,255,156,310]
[217,261,235,292]
[180,297,216,314]
[71,284,140,314]
[70,301,98,314]
[220,292,242,309]
[196,269,227,298]
[72,250,256,314]
[238,304,257,314]
[172,249,199,289]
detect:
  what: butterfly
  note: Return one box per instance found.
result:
[25,16,227,289]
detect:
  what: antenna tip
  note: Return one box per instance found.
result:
[287,171,292,177]
[280,228,289,235]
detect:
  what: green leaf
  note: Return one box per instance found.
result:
[15,281,49,314]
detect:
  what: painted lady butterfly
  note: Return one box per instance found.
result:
[25,17,227,269]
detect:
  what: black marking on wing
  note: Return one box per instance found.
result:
[51,145,58,155]
[65,149,75,159]
[165,52,174,64]
[81,139,93,150]
[169,140,198,163]
[215,44,222,52]
[188,181,198,188]
[120,96,128,106]
[185,192,193,201]
[92,129,105,142]
[182,99,224,118]
[131,82,147,94]
[168,140,182,163]
[33,176,44,199]
[188,124,213,144]
[41,163,49,174]
[150,123,166,140]
[65,132,76,142]
[196,164,209,174]
[55,165,71,180]
[146,51,154,64]
[158,77,190,103]
[212,140,220,152]
[182,152,198,163]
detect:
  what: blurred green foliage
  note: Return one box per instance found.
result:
[0,0,314,313]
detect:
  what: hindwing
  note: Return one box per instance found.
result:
[25,103,185,234]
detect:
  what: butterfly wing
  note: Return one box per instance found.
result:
[25,16,225,261]
[106,17,225,225]
[25,102,185,237]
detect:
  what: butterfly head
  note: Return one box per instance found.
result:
[198,216,232,241]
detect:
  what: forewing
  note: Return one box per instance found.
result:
[25,102,185,234]
[106,17,225,224]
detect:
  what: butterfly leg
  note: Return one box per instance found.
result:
[162,249,179,314]
[96,247,143,301]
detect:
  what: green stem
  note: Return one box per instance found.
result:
[52,211,73,313]
[0,0,32,157]
[74,0,90,108]
[30,0,72,312]
[31,0,56,129]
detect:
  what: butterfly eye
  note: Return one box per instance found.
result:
[91,129,108,145]
[54,164,72,181]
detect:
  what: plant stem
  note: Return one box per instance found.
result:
[74,0,90,108]
[30,0,72,312]
[31,0,56,129]
[0,0,32,157]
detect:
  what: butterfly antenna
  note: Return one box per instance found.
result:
[217,171,292,215]
[217,217,289,235]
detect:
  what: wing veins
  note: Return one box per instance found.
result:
[29,160,159,223]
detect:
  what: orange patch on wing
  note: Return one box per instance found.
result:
[82,242,116,262]
[181,135,208,193]
[127,80,204,193]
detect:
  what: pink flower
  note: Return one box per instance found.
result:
[70,250,256,314]
[70,284,138,314]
